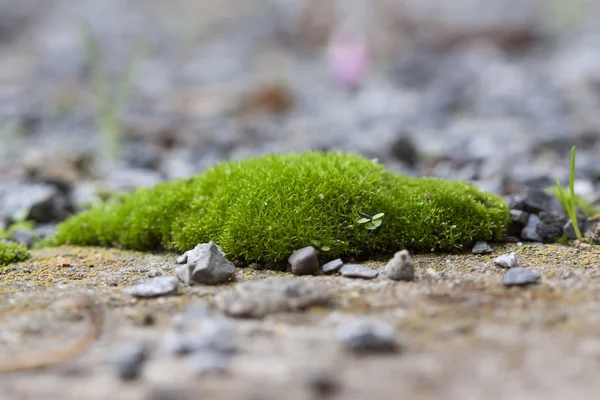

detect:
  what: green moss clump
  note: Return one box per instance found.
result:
[51,152,509,263]
[0,240,29,267]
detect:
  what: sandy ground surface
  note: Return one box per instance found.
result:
[2,243,600,400]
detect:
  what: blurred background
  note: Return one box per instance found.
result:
[2,0,600,233]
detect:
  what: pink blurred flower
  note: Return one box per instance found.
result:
[328,34,369,89]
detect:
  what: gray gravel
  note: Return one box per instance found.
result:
[502,267,541,287]
[128,276,179,298]
[493,252,519,269]
[289,246,319,276]
[340,264,379,279]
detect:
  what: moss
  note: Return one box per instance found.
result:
[51,152,510,263]
[0,240,29,267]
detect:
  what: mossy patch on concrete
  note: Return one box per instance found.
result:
[0,240,29,268]
[50,152,510,263]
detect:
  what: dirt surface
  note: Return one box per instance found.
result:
[1,244,600,399]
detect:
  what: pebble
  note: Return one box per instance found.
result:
[337,319,399,353]
[520,214,543,242]
[339,264,378,279]
[537,212,566,243]
[322,258,344,273]
[288,246,319,275]
[471,241,493,254]
[186,350,229,375]
[176,242,235,285]
[493,252,519,269]
[111,341,148,381]
[385,250,415,281]
[518,187,566,217]
[502,267,541,287]
[128,276,178,298]
[0,181,71,224]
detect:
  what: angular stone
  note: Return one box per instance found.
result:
[289,246,319,275]
[521,213,543,242]
[191,242,236,285]
[493,252,519,269]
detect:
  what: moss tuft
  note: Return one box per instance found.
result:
[51,152,510,263]
[0,240,29,267]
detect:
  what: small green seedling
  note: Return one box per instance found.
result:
[554,146,582,240]
[356,212,385,230]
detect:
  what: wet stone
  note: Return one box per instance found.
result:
[472,240,493,254]
[322,258,344,273]
[128,276,178,298]
[502,267,541,287]
[385,250,415,281]
[340,264,378,279]
[214,277,330,318]
[289,246,319,275]
[337,319,399,354]
[493,252,519,269]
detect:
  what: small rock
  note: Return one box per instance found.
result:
[191,242,236,285]
[111,341,148,381]
[521,213,543,242]
[339,264,378,279]
[471,241,493,254]
[502,267,541,287]
[337,319,399,353]
[493,252,519,269]
[0,181,71,224]
[186,350,229,375]
[506,209,530,237]
[128,276,178,298]
[176,242,235,285]
[288,246,319,275]
[537,212,566,243]
[385,250,414,281]
[322,258,344,273]
[519,187,566,217]
[178,242,225,267]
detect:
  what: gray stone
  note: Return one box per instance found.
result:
[288,246,319,275]
[521,213,543,242]
[472,241,493,254]
[519,187,566,217]
[340,264,378,279]
[186,350,229,375]
[111,341,148,381]
[337,319,399,353]
[178,242,225,267]
[493,252,519,269]
[175,263,194,285]
[128,276,178,298]
[385,250,415,281]
[563,220,580,240]
[507,209,530,237]
[191,242,236,285]
[322,258,344,273]
[214,277,330,318]
[0,181,71,224]
[502,267,541,287]
[537,212,567,243]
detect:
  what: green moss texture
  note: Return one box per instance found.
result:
[51,152,510,263]
[0,240,29,267]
